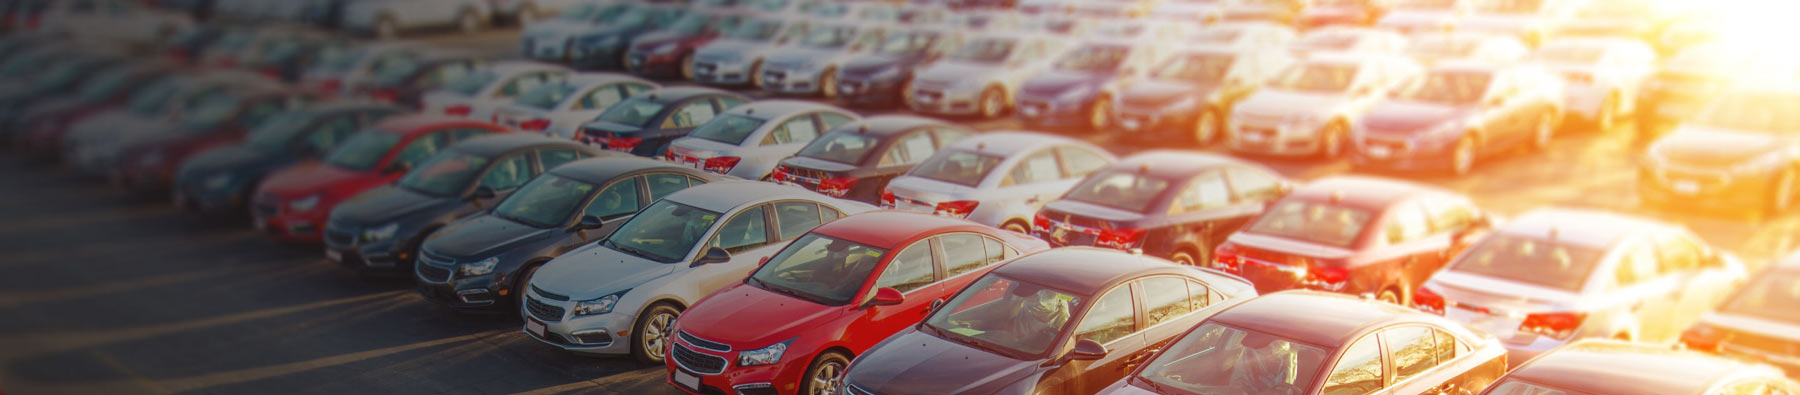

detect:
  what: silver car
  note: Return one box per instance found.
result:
[906,32,1074,118]
[521,181,874,363]
[1184,21,1297,50]
[1416,208,1748,366]
[689,15,810,87]
[340,0,493,39]
[1527,37,1657,131]
[1404,32,1531,65]
[492,73,657,139]
[666,100,858,180]
[756,22,885,97]
[1227,53,1422,158]
[420,61,569,122]
[882,131,1117,232]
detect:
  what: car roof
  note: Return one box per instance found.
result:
[302,101,407,116]
[728,99,847,120]
[486,60,567,75]
[370,114,499,136]
[1495,208,1671,249]
[946,131,1088,157]
[1303,52,1392,66]
[1509,340,1760,394]
[991,247,1197,296]
[547,156,705,184]
[1105,150,1261,180]
[448,134,601,157]
[1210,291,1429,347]
[562,72,653,88]
[829,115,960,137]
[812,210,997,249]
[666,180,832,212]
[1288,176,1442,211]
[639,86,745,104]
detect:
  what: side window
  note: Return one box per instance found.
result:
[882,131,937,166]
[765,115,822,145]
[479,154,532,190]
[1227,166,1284,202]
[536,149,584,171]
[1614,241,1658,288]
[1433,329,1457,363]
[688,175,710,187]
[303,117,357,154]
[1185,280,1211,310]
[1057,146,1109,178]
[449,128,491,141]
[499,73,549,97]
[932,128,972,147]
[875,241,936,293]
[1323,335,1386,395]
[577,85,626,110]
[1654,233,1705,274]
[711,206,770,253]
[773,201,824,241]
[1074,286,1137,345]
[715,97,747,110]
[941,233,990,277]
[583,177,641,220]
[819,113,855,130]
[1422,196,1477,235]
[662,100,718,129]
[645,173,691,201]
[393,132,449,168]
[1006,149,1062,186]
[1140,276,1193,326]
[1384,203,1432,244]
[820,206,842,222]
[1172,171,1232,214]
[1385,326,1438,384]
[980,236,1006,264]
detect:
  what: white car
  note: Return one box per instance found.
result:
[1228,53,1422,158]
[881,131,1117,232]
[521,181,875,363]
[1416,208,1747,365]
[517,2,637,62]
[1288,26,1407,56]
[37,0,192,46]
[1184,22,1297,50]
[666,100,858,180]
[1528,37,1657,131]
[1405,32,1531,65]
[492,73,657,138]
[340,0,493,39]
[689,15,810,87]
[1083,17,1193,43]
[1458,0,1584,45]
[906,32,1074,118]
[757,22,887,97]
[299,43,425,98]
[421,61,571,122]
[1375,0,1478,34]
[1150,0,1228,24]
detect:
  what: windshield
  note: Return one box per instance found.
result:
[517,81,578,110]
[801,25,857,48]
[1054,44,1129,72]
[874,31,936,55]
[797,131,879,165]
[243,111,316,151]
[492,174,596,228]
[603,200,721,263]
[724,18,781,40]
[444,70,497,96]
[1062,171,1170,213]
[1693,92,1800,132]
[748,234,887,306]
[1449,234,1608,291]
[1476,0,1542,14]
[1391,70,1491,104]
[125,77,180,117]
[1155,53,1235,83]
[371,56,423,83]
[1245,200,1373,248]
[594,97,665,128]
[1135,323,1331,395]
[1718,270,1800,323]
[1532,45,1603,64]
[686,114,766,145]
[924,275,1082,357]
[909,150,1003,187]
[398,151,489,197]
[74,68,136,103]
[1392,0,1456,9]
[949,37,1016,63]
[1270,63,1359,93]
[324,131,401,170]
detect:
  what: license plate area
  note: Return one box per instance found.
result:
[673,369,701,390]
[525,318,548,339]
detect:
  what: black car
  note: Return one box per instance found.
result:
[412,156,720,310]
[565,4,688,70]
[172,102,406,216]
[832,27,957,108]
[1034,151,1290,267]
[325,134,614,275]
[573,86,749,157]
[354,49,488,108]
[771,115,973,204]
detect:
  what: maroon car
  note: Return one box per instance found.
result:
[622,9,750,80]
[117,86,311,192]
[1211,176,1491,305]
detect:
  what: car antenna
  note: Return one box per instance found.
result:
[858,124,869,134]
[745,106,755,115]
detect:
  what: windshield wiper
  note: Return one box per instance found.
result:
[752,278,834,305]
[602,239,660,261]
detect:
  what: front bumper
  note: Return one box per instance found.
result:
[172,178,250,215]
[251,198,326,242]
[760,67,824,95]
[1114,105,1196,138]
[1352,135,1455,171]
[413,259,508,309]
[1227,117,1327,156]
[569,45,628,69]
[323,224,408,274]
[834,76,906,107]
[692,59,755,86]
[521,293,635,355]
[522,36,572,61]
[906,84,983,115]
[1015,95,1094,127]
[1637,166,1772,211]
[666,333,794,395]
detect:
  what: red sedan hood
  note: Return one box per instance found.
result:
[679,283,848,347]
[260,161,377,198]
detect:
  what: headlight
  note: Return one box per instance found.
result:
[737,338,796,366]
[652,43,679,55]
[870,66,902,81]
[572,290,627,316]
[362,222,400,242]
[202,174,233,190]
[288,194,321,212]
[459,256,498,276]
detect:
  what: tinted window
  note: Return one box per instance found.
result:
[883,131,937,166]
[1174,171,1232,214]
[1323,335,1385,395]
[1385,326,1438,383]
[646,173,691,201]
[479,154,532,189]
[1067,171,1170,213]
[583,178,641,220]
[688,114,767,145]
[799,131,879,165]
[820,206,841,222]
[765,115,821,145]
[1075,287,1137,344]
[1007,150,1062,185]
[1058,146,1109,177]
[774,202,823,240]
[1185,280,1211,310]
[302,117,357,154]
[537,149,584,170]
[941,233,990,277]
[712,207,770,253]
[1142,277,1194,326]
[662,100,718,129]
[1136,323,1331,394]
[876,241,936,292]
[749,234,886,305]
[910,150,1004,187]
[981,236,1006,264]
[392,132,448,169]
[1450,233,1610,291]
[1246,200,1374,248]
[1228,166,1284,202]
[1433,329,1457,362]
[1385,203,1432,244]
[494,175,597,228]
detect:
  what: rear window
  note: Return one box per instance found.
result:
[909,150,1004,187]
[1244,200,1373,248]
[1062,171,1170,213]
[797,131,880,165]
[686,114,767,145]
[1448,234,1607,291]
[516,81,579,110]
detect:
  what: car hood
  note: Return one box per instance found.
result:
[780,156,858,174]
[1235,90,1348,119]
[1361,101,1470,135]
[261,161,373,197]
[914,61,1005,86]
[765,47,847,69]
[177,145,284,177]
[533,244,677,299]
[1119,80,1212,108]
[424,214,560,258]
[678,283,847,346]
[1042,199,1147,224]
[1021,70,1113,97]
[847,329,1041,394]
[1648,128,1785,169]
[332,185,454,225]
[630,31,689,50]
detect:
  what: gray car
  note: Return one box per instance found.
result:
[755,22,884,97]
[882,131,1116,232]
[906,32,1074,118]
[666,100,858,180]
[689,15,810,87]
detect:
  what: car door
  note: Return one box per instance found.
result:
[997,147,1066,211]
[1372,198,1449,303]
[1379,325,1460,395]
[471,151,534,206]
[1605,237,1680,341]
[1056,282,1146,395]
[564,175,645,251]
[694,203,779,293]
[1654,231,1739,335]
[1320,332,1388,395]
[654,98,722,144]
[854,236,941,346]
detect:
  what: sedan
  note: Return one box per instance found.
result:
[517,2,640,62]
[491,73,657,139]
[839,247,1256,395]
[521,181,874,364]
[299,43,423,98]
[573,86,750,157]
[173,103,406,216]
[1479,340,1799,395]
[622,9,749,80]
[1101,291,1509,395]
[1415,208,1747,364]
[830,27,961,108]
[1457,0,1583,46]
[64,73,279,178]
[906,32,1074,119]
[1214,176,1491,305]
[688,15,809,88]
[1638,85,1800,215]
[1527,38,1656,132]
[350,49,489,108]
[421,60,569,122]
[1111,45,1293,144]
[772,116,975,204]
[1227,54,1421,158]
[413,157,720,311]
[341,0,491,39]
[666,100,857,180]
[756,22,884,98]
[1182,22,1296,50]
[666,211,1050,395]
[1353,62,1564,175]
[563,4,689,70]
[1375,0,1476,34]
[9,62,178,160]
[1681,252,1800,378]
[1035,151,1288,267]
[1403,33,1531,65]
[117,87,312,193]
[1014,39,1173,131]
[882,131,1116,232]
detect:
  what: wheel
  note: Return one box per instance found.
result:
[1171,247,1209,267]
[374,15,399,40]
[978,86,1005,118]
[820,67,839,98]
[1530,112,1555,150]
[749,61,765,88]
[457,9,482,34]
[515,3,539,25]
[632,303,681,364]
[1194,109,1221,145]
[1769,169,1796,215]
[513,262,542,313]
[1449,135,1476,176]
[1001,221,1029,234]
[1376,288,1401,304]
[1595,92,1620,133]
[1318,121,1347,159]
[801,351,851,395]
[679,53,696,80]
[1088,95,1112,130]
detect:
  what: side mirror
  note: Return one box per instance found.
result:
[1070,339,1108,361]
[867,287,905,307]
[469,186,496,200]
[757,256,771,267]
[929,298,945,313]
[575,215,605,230]
[693,247,731,266]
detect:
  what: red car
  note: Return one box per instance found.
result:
[118,86,310,192]
[251,114,509,242]
[1211,176,1492,306]
[665,211,1049,395]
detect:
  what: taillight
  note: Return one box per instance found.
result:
[1680,325,1721,352]
[371,88,398,102]
[1413,286,1446,315]
[444,104,472,116]
[1519,312,1587,340]
[818,177,858,197]
[771,165,790,182]
[880,190,896,208]
[663,150,677,161]
[258,67,282,79]
[1096,228,1147,250]
[1212,243,1241,273]
[601,137,643,152]
[703,156,741,174]
[519,119,551,131]
[1302,266,1349,292]
[933,200,979,219]
[316,78,342,94]
[1032,213,1052,233]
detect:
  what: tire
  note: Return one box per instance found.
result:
[1318,121,1348,159]
[513,262,542,313]
[1194,109,1221,145]
[632,303,681,364]
[1171,247,1209,267]
[1088,95,1112,130]
[978,86,1005,118]
[374,15,399,40]
[1001,221,1029,234]
[1449,135,1476,176]
[801,351,851,395]
[749,61,765,88]
[679,53,696,80]
[820,67,839,98]
[1530,112,1555,151]
[457,9,482,35]
[1769,169,1796,215]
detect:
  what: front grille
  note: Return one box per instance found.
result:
[678,331,732,353]
[254,202,278,217]
[532,285,570,301]
[324,228,355,246]
[671,343,729,374]
[525,297,566,322]
[416,264,452,283]
[846,384,876,395]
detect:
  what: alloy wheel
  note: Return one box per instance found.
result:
[979,87,1003,118]
[641,311,674,361]
[1451,136,1475,175]
[1089,97,1112,130]
[809,360,845,395]
[1195,110,1219,145]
